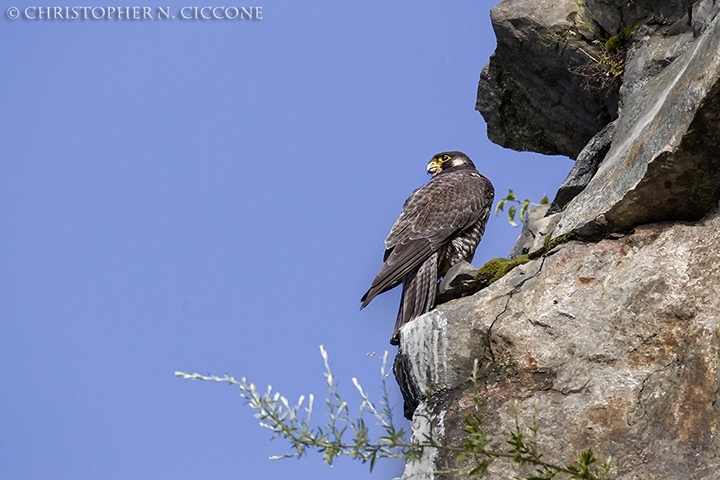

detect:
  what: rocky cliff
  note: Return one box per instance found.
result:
[399,1,720,478]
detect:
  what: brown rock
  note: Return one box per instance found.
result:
[399,207,720,479]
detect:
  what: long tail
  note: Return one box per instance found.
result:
[390,252,438,345]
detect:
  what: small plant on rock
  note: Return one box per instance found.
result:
[176,349,612,479]
[569,0,639,93]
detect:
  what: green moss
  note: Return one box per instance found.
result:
[530,231,579,259]
[604,35,621,52]
[476,255,530,284]
[604,19,640,52]
[475,234,579,286]
[543,231,575,250]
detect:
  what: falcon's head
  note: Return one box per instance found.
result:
[426,151,476,176]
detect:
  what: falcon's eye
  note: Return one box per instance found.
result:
[440,154,451,162]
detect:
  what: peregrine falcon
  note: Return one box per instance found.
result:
[361,151,495,345]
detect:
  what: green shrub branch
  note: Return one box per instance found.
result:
[177,348,611,479]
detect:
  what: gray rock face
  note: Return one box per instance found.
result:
[620,26,695,100]
[547,120,616,215]
[507,205,561,258]
[693,0,720,34]
[554,11,720,238]
[479,0,720,236]
[435,260,490,305]
[400,208,720,479]
[476,0,618,158]
[584,0,693,36]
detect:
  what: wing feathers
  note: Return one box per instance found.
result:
[361,238,433,307]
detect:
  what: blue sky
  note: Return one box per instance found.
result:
[0,1,572,479]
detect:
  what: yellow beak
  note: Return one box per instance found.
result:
[426,159,442,176]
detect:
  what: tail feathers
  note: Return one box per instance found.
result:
[390,253,438,345]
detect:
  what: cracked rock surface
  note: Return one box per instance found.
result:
[476,0,618,158]
[399,206,720,479]
[553,6,720,238]
[480,0,720,240]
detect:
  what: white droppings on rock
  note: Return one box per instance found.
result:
[398,404,446,480]
[399,310,450,395]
